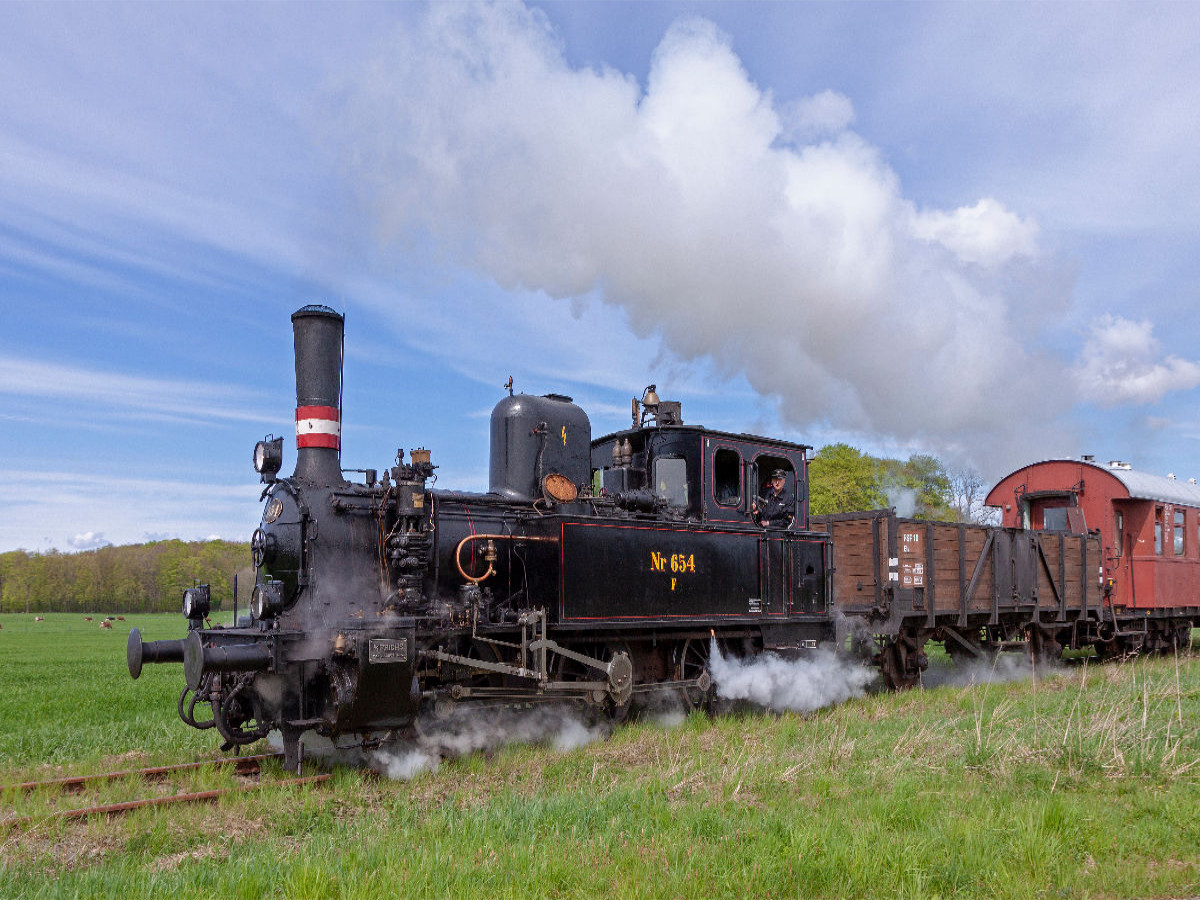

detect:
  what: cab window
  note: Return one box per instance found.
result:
[753,455,794,498]
[713,448,741,507]
[654,457,688,508]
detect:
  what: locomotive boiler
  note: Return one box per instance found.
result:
[128,305,835,770]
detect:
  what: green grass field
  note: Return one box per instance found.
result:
[1,614,1198,899]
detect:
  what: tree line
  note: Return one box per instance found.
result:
[0,540,252,615]
[808,443,994,524]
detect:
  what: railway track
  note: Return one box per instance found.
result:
[1,753,330,829]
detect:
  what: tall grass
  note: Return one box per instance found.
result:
[2,615,1197,899]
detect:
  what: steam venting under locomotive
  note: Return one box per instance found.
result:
[128,305,836,770]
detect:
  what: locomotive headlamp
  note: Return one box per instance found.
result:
[253,436,284,480]
[182,584,211,620]
[251,580,285,620]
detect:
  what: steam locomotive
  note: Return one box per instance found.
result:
[128,305,835,771]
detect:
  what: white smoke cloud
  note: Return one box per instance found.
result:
[922,651,1039,688]
[370,703,608,780]
[333,3,1174,464]
[1073,314,1200,406]
[709,639,875,713]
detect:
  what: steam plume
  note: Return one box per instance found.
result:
[370,703,607,780]
[334,4,1098,468]
[709,638,874,713]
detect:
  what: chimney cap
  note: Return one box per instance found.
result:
[292,304,342,321]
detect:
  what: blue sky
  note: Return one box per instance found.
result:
[3,2,1200,552]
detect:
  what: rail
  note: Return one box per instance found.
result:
[1,753,330,829]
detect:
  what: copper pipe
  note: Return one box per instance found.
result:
[454,533,558,584]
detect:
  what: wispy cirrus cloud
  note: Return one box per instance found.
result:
[0,355,274,425]
[0,469,261,551]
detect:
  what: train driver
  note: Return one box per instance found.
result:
[752,469,794,528]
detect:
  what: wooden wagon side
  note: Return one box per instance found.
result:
[812,510,1102,687]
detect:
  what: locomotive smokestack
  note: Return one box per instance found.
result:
[291,304,345,484]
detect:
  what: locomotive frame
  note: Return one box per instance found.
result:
[128,306,835,771]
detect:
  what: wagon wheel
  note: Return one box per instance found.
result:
[1027,625,1063,667]
[551,642,632,724]
[1174,624,1193,653]
[878,636,926,691]
[674,637,717,712]
[600,642,635,724]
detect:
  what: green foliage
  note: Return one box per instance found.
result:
[879,452,957,520]
[808,443,887,515]
[0,541,252,614]
[810,444,957,519]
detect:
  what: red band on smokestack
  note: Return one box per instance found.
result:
[296,405,340,450]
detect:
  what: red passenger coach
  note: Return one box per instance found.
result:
[987,458,1198,654]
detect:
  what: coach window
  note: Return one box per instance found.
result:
[1175,510,1186,556]
[1114,510,1123,557]
[713,448,741,506]
[1043,505,1069,531]
[654,457,688,509]
[1155,508,1163,556]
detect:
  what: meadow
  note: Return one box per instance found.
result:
[1,614,1197,899]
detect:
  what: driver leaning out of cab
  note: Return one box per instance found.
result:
[752,469,793,528]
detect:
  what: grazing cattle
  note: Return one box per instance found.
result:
[85,617,93,622]
[34,616,44,622]
[116,616,125,621]
[100,620,113,629]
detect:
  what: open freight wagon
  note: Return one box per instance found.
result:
[811,510,1103,688]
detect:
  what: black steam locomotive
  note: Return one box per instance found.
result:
[128,306,834,770]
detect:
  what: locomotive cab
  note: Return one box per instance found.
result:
[591,413,811,530]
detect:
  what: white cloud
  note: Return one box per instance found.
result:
[910,198,1039,267]
[68,532,111,551]
[335,4,1064,465]
[780,89,856,143]
[1073,315,1200,406]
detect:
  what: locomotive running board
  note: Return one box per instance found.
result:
[421,637,615,682]
[420,643,709,702]
[435,676,712,704]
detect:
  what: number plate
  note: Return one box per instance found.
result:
[368,638,409,664]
